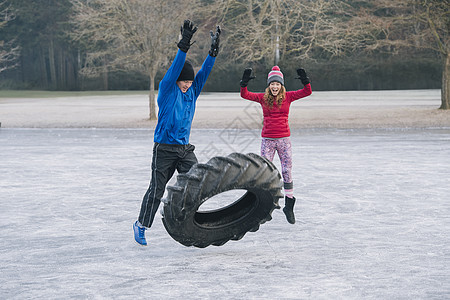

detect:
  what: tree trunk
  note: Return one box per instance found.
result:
[102,56,108,90]
[58,48,66,90]
[48,39,57,90]
[439,52,449,110]
[78,50,85,90]
[66,51,77,90]
[39,47,48,88]
[148,73,157,120]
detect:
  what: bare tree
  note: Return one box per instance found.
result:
[316,0,449,109]
[0,0,20,73]
[412,0,449,109]
[213,0,336,66]
[215,0,447,109]
[70,0,200,119]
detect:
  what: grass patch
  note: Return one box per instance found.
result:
[0,90,150,98]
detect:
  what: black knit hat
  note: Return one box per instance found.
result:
[177,60,195,81]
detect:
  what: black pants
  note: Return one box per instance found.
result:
[138,142,197,228]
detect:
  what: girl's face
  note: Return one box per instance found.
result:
[269,81,282,96]
[177,80,193,93]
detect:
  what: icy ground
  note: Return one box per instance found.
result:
[1,127,449,299]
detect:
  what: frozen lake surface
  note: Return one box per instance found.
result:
[1,127,449,299]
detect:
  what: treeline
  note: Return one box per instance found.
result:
[0,0,443,92]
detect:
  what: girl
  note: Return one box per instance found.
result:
[240,66,312,224]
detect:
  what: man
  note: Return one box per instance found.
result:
[133,20,221,246]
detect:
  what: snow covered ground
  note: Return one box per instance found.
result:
[1,127,449,299]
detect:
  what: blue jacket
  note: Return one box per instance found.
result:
[154,50,216,145]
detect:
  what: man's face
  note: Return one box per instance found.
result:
[177,80,193,93]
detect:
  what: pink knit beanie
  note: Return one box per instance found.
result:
[267,66,284,86]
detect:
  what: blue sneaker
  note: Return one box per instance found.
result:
[133,221,147,246]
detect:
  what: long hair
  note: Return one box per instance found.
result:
[263,85,286,108]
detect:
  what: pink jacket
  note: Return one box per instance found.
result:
[240,84,312,138]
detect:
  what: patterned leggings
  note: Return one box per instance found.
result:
[260,137,294,197]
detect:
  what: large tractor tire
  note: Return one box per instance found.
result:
[162,152,283,248]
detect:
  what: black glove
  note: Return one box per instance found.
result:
[209,25,221,57]
[177,20,198,53]
[296,68,310,85]
[240,68,256,88]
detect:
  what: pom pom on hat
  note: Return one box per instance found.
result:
[267,66,284,86]
[177,60,195,81]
